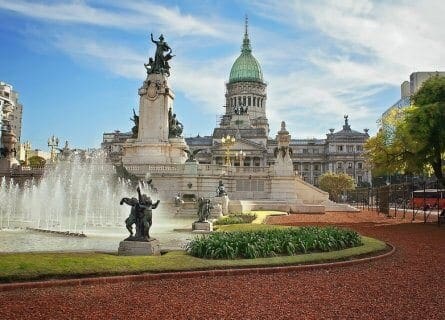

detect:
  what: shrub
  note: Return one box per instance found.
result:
[186,226,362,259]
[214,213,257,225]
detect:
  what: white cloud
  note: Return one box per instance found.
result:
[0,0,234,39]
[4,0,445,142]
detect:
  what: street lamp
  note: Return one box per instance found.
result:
[221,134,235,166]
[48,134,59,163]
[235,149,246,167]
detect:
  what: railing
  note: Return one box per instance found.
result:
[123,163,272,178]
[125,164,184,174]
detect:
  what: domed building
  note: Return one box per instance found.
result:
[103,18,371,187]
[184,18,371,186]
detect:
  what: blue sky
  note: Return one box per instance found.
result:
[1,0,444,150]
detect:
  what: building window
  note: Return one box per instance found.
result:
[314,164,319,171]
[348,162,353,169]
[303,164,309,171]
[337,145,343,152]
[253,97,256,106]
[248,96,251,106]
[243,96,246,105]
[313,149,319,154]
[357,176,363,183]
[337,162,343,169]
[357,162,363,169]
[356,145,363,151]
[238,97,242,105]
[347,145,354,152]
[303,149,308,154]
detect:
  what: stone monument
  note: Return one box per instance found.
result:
[192,197,213,232]
[118,187,161,255]
[122,33,188,165]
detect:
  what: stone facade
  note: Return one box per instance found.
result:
[0,81,22,144]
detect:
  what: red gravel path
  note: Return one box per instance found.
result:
[1,211,444,320]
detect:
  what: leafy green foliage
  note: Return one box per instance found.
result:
[214,213,257,225]
[27,156,46,167]
[186,227,362,259]
[318,172,355,202]
[365,76,445,186]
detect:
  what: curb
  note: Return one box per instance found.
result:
[0,243,395,292]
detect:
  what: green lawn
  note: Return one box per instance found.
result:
[0,236,387,283]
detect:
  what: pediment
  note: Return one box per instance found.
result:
[212,138,266,152]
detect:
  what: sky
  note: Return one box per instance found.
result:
[1,0,444,151]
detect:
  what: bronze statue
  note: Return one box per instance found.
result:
[197,197,212,222]
[120,187,160,241]
[130,109,139,138]
[216,180,227,197]
[183,148,204,162]
[168,108,184,138]
[148,33,174,76]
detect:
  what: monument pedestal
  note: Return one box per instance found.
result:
[192,221,213,233]
[118,238,161,256]
[122,71,188,166]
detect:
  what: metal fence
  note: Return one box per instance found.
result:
[344,180,444,224]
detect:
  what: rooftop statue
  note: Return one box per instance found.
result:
[145,33,175,77]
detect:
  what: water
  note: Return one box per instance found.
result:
[0,157,195,252]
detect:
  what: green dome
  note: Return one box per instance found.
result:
[229,26,263,84]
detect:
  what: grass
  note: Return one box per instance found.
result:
[0,236,387,283]
[214,213,257,225]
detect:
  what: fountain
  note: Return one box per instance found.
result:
[0,155,195,252]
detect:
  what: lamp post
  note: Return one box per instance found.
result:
[221,134,235,166]
[48,134,59,163]
[235,149,246,167]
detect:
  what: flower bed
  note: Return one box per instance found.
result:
[186,226,362,259]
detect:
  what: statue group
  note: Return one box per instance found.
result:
[168,108,183,138]
[120,187,160,241]
[144,33,174,77]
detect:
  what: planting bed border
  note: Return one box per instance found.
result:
[0,242,395,292]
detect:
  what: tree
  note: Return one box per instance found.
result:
[365,75,445,186]
[406,76,445,186]
[319,172,355,202]
[28,156,46,168]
